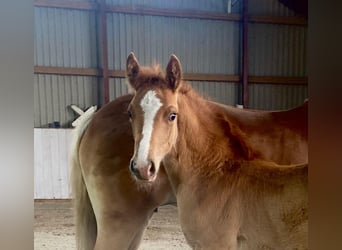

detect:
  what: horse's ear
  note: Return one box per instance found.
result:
[126,52,140,90]
[166,54,182,91]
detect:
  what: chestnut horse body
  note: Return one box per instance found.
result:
[70,53,307,249]
[126,53,308,249]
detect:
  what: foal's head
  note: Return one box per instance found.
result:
[126,53,182,182]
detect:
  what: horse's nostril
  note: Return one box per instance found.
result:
[149,161,156,176]
[130,159,156,180]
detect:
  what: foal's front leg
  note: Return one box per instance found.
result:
[94,209,154,250]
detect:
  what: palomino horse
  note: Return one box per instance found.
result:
[126,53,308,249]
[70,97,175,250]
[70,52,307,249]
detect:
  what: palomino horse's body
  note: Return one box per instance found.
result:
[126,53,308,249]
[71,95,175,250]
[71,53,307,249]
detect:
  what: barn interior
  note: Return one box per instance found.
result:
[33,0,308,249]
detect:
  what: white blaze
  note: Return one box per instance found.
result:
[137,90,163,164]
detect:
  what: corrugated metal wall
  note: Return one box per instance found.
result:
[34,7,98,127]
[34,74,98,127]
[106,0,228,12]
[34,0,307,127]
[34,7,98,67]
[249,84,307,110]
[107,14,239,74]
[247,0,307,110]
[189,81,238,105]
[106,14,239,70]
[249,24,307,77]
[106,13,240,103]
[248,0,296,16]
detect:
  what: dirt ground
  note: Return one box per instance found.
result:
[34,200,190,250]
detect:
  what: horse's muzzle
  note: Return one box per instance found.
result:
[130,159,156,181]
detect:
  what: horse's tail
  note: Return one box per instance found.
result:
[70,107,97,250]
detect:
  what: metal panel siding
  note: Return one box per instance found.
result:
[34,74,98,127]
[105,9,240,107]
[231,0,242,13]
[248,23,307,77]
[107,13,240,74]
[34,2,307,125]
[59,0,96,1]
[34,7,98,67]
[248,83,308,110]
[105,0,296,15]
[34,128,73,199]
[248,0,295,16]
[109,78,131,100]
[106,0,228,12]
[189,81,238,105]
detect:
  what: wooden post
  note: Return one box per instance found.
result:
[242,0,249,108]
[99,0,109,104]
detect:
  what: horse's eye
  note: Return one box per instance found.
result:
[128,110,133,119]
[169,112,177,122]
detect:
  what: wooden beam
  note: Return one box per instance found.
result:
[108,70,125,78]
[35,198,72,202]
[34,67,241,82]
[34,66,100,76]
[106,5,241,22]
[248,76,307,85]
[34,66,307,85]
[34,0,96,11]
[249,15,307,26]
[183,73,240,82]
[108,70,241,82]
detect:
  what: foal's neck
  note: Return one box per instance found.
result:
[170,86,256,177]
